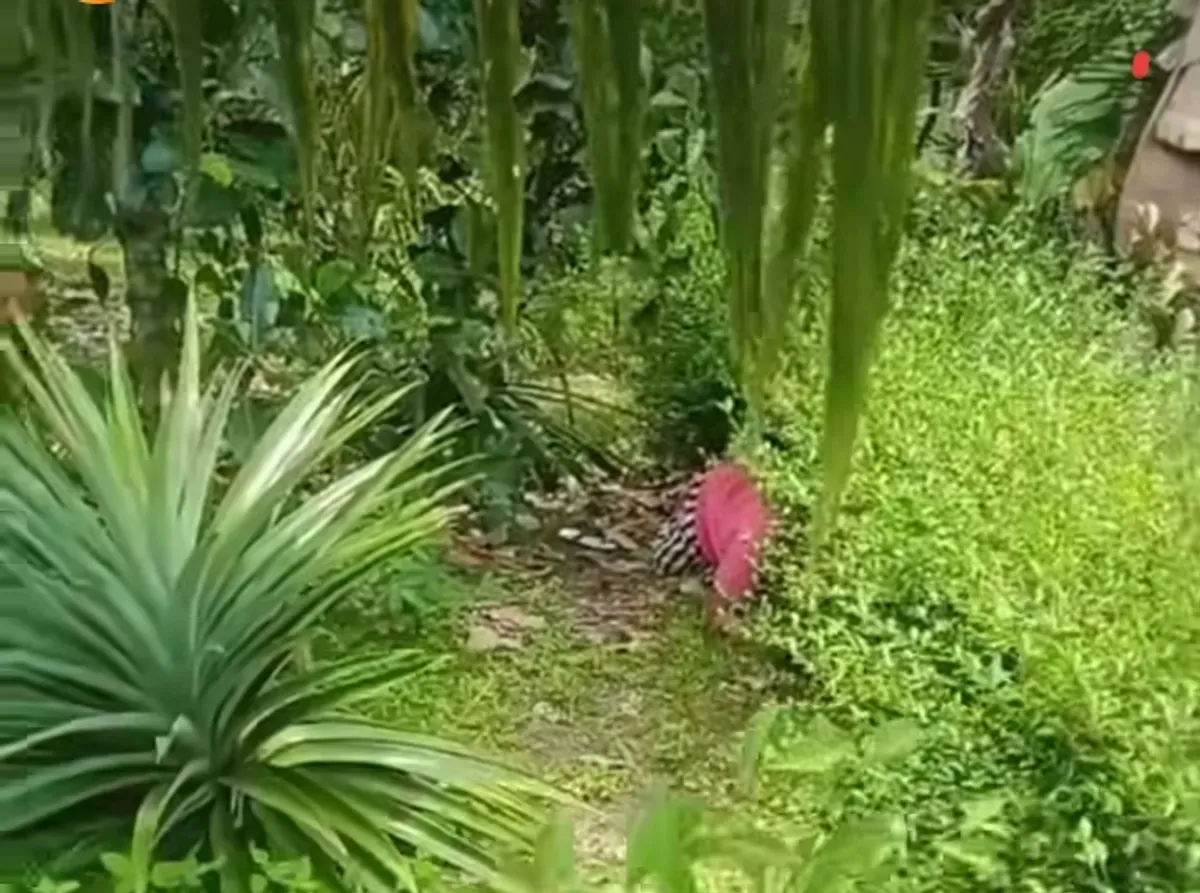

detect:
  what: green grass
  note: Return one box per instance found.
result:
[19,181,1200,892]
[319,203,1200,892]
[320,558,778,874]
[751,205,1200,892]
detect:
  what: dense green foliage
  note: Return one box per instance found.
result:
[751,195,1200,892]
[0,310,554,890]
[8,1,1200,892]
[1013,0,1174,207]
[623,178,738,464]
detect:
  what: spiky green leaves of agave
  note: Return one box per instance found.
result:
[0,305,556,893]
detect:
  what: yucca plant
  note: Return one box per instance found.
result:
[0,305,556,892]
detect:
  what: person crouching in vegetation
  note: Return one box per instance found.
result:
[652,461,773,632]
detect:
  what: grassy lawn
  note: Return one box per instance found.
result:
[320,550,782,876]
[748,204,1200,891]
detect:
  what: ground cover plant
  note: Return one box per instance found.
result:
[749,194,1200,892]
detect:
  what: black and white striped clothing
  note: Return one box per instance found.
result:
[651,474,704,576]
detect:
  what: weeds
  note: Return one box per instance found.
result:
[751,204,1200,892]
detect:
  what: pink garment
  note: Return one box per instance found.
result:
[694,463,772,601]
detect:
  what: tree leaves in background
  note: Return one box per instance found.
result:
[1014,9,1174,207]
[1014,75,1123,206]
[1016,0,1173,95]
[570,0,647,255]
[474,0,526,337]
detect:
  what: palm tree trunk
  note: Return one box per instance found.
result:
[953,0,1019,178]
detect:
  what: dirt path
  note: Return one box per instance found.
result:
[325,479,784,873]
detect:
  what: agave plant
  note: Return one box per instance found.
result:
[0,306,555,892]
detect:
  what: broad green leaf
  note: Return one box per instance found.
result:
[860,718,922,765]
[798,814,906,893]
[200,153,236,188]
[625,790,705,893]
[770,715,855,777]
[738,703,781,796]
[315,259,356,299]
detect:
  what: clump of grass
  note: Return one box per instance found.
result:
[326,570,769,809]
[752,203,1200,892]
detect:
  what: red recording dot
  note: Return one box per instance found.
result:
[1132,50,1152,79]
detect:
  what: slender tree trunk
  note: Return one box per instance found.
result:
[109,0,181,419]
[953,0,1019,178]
[115,173,181,418]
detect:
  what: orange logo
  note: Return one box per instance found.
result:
[80,0,113,4]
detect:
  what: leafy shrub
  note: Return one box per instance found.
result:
[0,305,553,890]
[4,849,331,893]
[751,206,1200,892]
[1015,0,1173,100]
[528,152,739,470]
[627,174,740,466]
